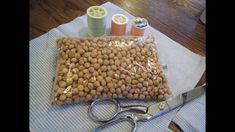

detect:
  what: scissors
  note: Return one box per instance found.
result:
[89,84,205,132]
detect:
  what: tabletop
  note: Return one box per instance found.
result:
[30,0,205,131]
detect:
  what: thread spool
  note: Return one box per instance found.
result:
[130,17,148,36]
[87,6,108,37]
[111,14,128,36]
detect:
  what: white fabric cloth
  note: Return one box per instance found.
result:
[30,2,205,132]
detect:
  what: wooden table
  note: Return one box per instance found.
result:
[30,0,205,131]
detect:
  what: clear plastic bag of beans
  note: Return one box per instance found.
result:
[51,36,172,105]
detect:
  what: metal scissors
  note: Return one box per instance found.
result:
[89,84,205,132]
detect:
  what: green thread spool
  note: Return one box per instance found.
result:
[87,6,108,37]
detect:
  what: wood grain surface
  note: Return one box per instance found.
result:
[30,0,206,131]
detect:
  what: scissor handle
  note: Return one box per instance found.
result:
[89,99,148,122]
[92,114,137,132]
[89,99,120,122]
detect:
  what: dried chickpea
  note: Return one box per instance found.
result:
[133,93,139,99]
[110,87,115,93]
[69,63,75,69]
[91,58,97,64]
[102,54,108,59]
[117,70,122,75]
[101,79,106,86]
[141,73,148,79]
[107,82,114,88]
[101,72,106,78]
[72,68,79,74]
[125,76,132,83]
[57,76,62,81]
[158,94,164,100]
[72,82,78,88]
[85,94,92,101]
[118,80,123,86]
[115,60,120,66]
[78,72,83,77]
[83,52,90,58]
[127,93,133,99]
[101,65,107,71]
[103,60,109,65]
[78,85,84,91]
[57,88,64,94]
[117,53,122,58]
[139,94,145,99]
[78,91,85,97]
[79,59,85,65]
[123,91,128,96]
[75,53,80,59]
[163,93,169,99]
[68,51,75,58]
[112,94,118,98]
[118,94,123,98]
[148,80,153,86]
[102,48,107,54]
[91,51,97,58]
[153,80,159,86]
[88,83,93,89]
[61,67,68,74]
[107,49,111,54]
[93,64,100,69]
[90,90,96,96]
[143,81,148,87]
[83,46,88,51]
[59,81,66,88]
[84,87,90,92]
[132,80,138,84]
[120,74,125,79]
[138,78,144,83]
[97,86,104,92]
[102,93,108,99]
[82,69,89,75]
[83,57,88,62]
[84,62,90,68]
[137,83,142,88]
[107,65,111,71]
[93,71,99,76]
[66,92,73,98]
[78,65,85,70]
[94,81,100,87]
[88,56,93,62]
[129,89,135,94]
[110,65,117,71]
[88,67,95,72]
[158,89,164,95]
[116,88,121,94]
[146,95,151,100]
[72,74,78,81]
[89,77,96,83]
[59,94,67,101]
[71,58,77,63]
[107,92,112,98]
[167,89,172,95]
[105,76,112,82]
[97,58,103,64]
[97,76,103,82]
[109,59,114,65]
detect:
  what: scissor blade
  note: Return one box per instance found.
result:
[167,84,205,109]
[147,84,205,117]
